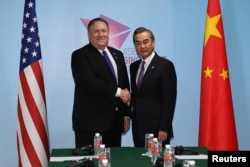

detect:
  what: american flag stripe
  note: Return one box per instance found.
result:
[24,62,49,155]
[17,124,32,167]
[17,102,41,167]
[17,61,49,166]
[17,0,50,166]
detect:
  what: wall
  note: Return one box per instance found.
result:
[1,0,250,166]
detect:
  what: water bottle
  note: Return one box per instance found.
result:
[94,133,102,155]
[147,133,154,156]
[163,144,174,167]
[151,138,161,165]
[98,144,106,167]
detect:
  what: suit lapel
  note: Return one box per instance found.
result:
[138,55,159,90]
[130,61,140,93]
[87,44,117,83]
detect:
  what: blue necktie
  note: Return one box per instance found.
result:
[102,50,115,78]
[137,61,145,88]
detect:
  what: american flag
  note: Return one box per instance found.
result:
[17,0,50,166]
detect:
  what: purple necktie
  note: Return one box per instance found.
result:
[137,61,145,88]
[102,50,115,78]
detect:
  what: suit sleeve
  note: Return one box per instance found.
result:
[159,60,177,134]
[115,50,132,118]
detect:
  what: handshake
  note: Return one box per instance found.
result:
[120,88,131,104]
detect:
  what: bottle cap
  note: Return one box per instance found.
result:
[100,144,105,148]
[149,134,154,137]
[153,138,158,142]
[189,160,195,165]
[95,133,100,136]
[165,144,170,148]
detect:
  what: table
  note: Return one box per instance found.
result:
[49,147,207,167]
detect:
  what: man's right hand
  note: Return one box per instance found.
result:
[120,88,131,104]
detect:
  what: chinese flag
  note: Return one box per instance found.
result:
[198,0,238,150]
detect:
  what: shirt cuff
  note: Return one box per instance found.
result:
[115,87,121,97]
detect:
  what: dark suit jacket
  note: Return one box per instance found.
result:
[71,43,130,132]
[130,53,177,140]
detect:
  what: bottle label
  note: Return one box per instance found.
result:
[164,154,173,162]
[98,154,107,161]
[95,141,101,148]
[148,140,153,149]
[153,147,160,154]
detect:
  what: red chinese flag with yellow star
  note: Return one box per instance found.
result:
[198,0,238,150]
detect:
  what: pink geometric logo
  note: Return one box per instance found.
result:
[80,15,131,48]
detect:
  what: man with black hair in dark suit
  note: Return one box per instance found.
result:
[130,27,177,147]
